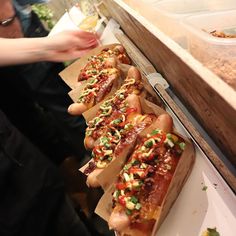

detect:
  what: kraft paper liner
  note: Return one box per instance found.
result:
[95,134,195,236]
[79,98,167,191]
[95,184,113,222]
[151,138,195,236]
[59,43,124,89]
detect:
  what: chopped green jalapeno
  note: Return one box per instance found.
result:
[100,136,109,144]
[130,196,138,204]
[151,129,160,135]
[132,160,140,166]
[124,163,132,171]
[112,118,122,124]
[126,209,132,215]
[104,143,111,148]
[179,142,186,150]
[145,140,154,148]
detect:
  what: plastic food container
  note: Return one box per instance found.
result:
[122,0,164,12]
[182,10,236,89]
[142,0,164,3]
[150,0,236,47]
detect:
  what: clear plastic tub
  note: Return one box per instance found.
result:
[149,0,236,47]
[122,0,164,11]
[182,10,236,89]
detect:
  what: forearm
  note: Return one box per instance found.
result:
[0,37,53,66]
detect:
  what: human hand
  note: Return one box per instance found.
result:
[43,30,99,62]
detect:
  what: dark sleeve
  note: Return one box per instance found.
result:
[0,111,14,190]
[0,110,65,236]
[0,149,12,189]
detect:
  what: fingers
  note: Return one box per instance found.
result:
[69,30,99,48]
[49,30,99,52]
[49,46,97,62]
[72,30,99,40]
[80,39,98,49]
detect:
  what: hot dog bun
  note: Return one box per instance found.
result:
[68,102,88,116]
[114,45,132,65]
[84,136,95,150]
[104,57,118,68]
[139,113,173,138]
[86,168,103,187]
[152,113,173,133]
[114,45,125,54]
[127,66,141,81]
[109,206,130,231]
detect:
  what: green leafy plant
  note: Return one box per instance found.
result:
[202,227,220,236]
[32,4,55,30]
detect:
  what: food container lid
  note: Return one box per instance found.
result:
[182,9,236,45]
[154,0,236,17]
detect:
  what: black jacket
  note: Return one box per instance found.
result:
[0,110,64,236]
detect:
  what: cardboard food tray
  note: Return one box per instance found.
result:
[59,43,121,89]
[79,98,167,191]
[95,132,195,236]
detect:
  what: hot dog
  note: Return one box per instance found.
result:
[85,112,156,188]
[108,116,187,236]
[83,66,143,150]
[84,94,144,187]
[78,45,131,81]
[84,93,142,150]
[113,45,132,65]
[68,65,120,116]
[114,113,172,162]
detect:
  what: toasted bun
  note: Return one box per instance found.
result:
[68,102,88,116]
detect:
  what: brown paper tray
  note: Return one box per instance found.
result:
[95,133,195,236]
